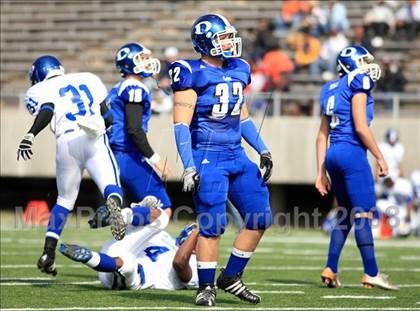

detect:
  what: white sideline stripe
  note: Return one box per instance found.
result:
[253,290,304,294]
[248,282,420,288]
[1,277,53,281]
[322,295,396,300]
[245,266,420,272]
[1,264,84,269]
[0,281,100,286]
[400,256,420,260]
[2,307,420,311]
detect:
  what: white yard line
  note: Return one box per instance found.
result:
[0,281,100,286]
[1,264,85,269]
[253,290,304,294]
[322,295,396,300]
[2,307,420,311]
[248,282,420,288]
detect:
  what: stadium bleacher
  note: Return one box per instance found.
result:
[1,0,419,105]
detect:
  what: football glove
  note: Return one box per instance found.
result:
[37,252,57,276]
[182,167,200,193]
[260,151,273,182]
[17,133,34,161]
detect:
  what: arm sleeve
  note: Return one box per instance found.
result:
[125,102,155,159]
[240,118,269,154]
[100,101,113,129]
[168,61,193,92]
[174,123,195,169]
[28,103,54,136]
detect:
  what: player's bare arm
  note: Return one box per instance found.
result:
[315,115,331,196]
[173,225,199,283]
[352,93,388,177]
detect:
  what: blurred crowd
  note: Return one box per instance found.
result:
[150,0,419,116]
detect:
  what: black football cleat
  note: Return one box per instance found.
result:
[88,205,110,229]
[195,284,217,306]
[37,252,57,276]
[216,269,260,304]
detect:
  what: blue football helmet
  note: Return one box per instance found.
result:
[385,128,399,145]
[336,45,381,81]
[191,13,242,59]
[115,43,160,78]
[29,55,65,85]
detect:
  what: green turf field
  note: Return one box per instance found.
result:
[1,212,420,310]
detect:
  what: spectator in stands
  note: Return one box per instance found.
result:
[303,1,328,37]
[261,43,294,91]
[352,25,375,53]
[395,0,420,40]
[287,26,321,77]
[153,46,178,114]
[255,19,279,59]
[377,58,407,93]
[318,30,349,76]
[275,0,312,33]
[325,1,349,32]
[364,1,395,39]
[242,28,259,62]
[377,58,407,111]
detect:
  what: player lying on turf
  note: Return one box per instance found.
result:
[18,55,126,276]
[60,197,198,290]
[315,45,398,290]
[170,13,273,306]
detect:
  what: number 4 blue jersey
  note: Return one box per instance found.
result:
[320,69,375,146]
[169,58,251,152]
[106,78,152,152]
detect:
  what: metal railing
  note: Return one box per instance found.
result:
[1,91,419,118]
[246,91,420,118]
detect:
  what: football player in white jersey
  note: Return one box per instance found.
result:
[17,55,126,276]
[60,197,198,291]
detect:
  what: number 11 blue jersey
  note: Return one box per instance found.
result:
[169,58,251,152]
[320,69,375,147]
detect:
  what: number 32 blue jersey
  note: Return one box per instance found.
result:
[169,58,251,152]
[320,69,375,147]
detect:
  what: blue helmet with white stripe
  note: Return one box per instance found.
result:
[115,42,160,78]
[191,13,242,59]
[29,55,65,85]
[336,45,381,81]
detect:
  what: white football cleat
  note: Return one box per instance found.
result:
[361,273,399,291]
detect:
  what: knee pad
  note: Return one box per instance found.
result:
[197,212,227,237]
[56,197,76,211]
[104,184,123,203]
[244,207,272,230]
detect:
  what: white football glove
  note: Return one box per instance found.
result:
[182,167,200,193]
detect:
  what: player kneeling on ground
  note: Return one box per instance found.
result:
[60,196,198,290]
[18,55,126,276]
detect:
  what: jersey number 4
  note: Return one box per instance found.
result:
[144,246,170,262]
[326,95,339,129]
[211,82,243,119]
[59,84,95,121]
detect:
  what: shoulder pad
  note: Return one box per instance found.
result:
[119,78,150,104]
[348,70,374,93]
[168,60,195,92]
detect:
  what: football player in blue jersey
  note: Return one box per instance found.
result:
[169,14,273,306]
[106,43,172,229]
[316,45,398,290]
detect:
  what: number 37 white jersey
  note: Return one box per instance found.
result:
[25,72,107,137]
